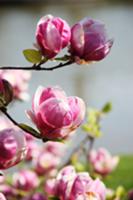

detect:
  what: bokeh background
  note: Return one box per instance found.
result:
[0,0,133,154]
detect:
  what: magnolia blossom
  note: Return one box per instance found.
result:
[0,70,31,100]
[70,17,113,63]
[36,15,71,58]
[0,193,6,200]
[25,141,40,161]
[22,193,47,200]
[0,115,39,162]
[46,166,106,200]
[13,169,39,191]
[45,179,56,196]
[0,185,16,199]
[27,86,85,139]
[0,129,26,169]
[89,148,119,176]
[34,141,65,175]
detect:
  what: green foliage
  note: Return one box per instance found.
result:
[116,186,126,198]
[23,49,42,64]
[19,123,40,138]
[102,102,112,113]
[82,102,112,138]
[82,108,102,138]
[49,197,60,200]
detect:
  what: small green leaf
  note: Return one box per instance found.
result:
[102,102,112,113]
[19,123,40,138]
[55,55,71,61]
[49,196,60,200]
[23,49,42,64]
[116,186,125,198]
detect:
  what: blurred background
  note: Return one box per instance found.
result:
[0,0,133,154]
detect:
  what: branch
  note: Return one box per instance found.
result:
[60,134,95,168]
[0,61,73,71]
[0,107,41,139]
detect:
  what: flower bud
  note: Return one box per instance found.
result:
[0,129,26,169]
[27,86,85,140]
[0,79,13,106]
[89,148,119,176]
[0,184,16,198]
[0,70,31,101]
[70,17,113,63]
[47,166,106,200]
[36,15,71,58]
[13,169,39,191]
[34,141,65,175]
[22,193,47,200]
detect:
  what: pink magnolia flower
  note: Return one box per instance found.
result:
[25,140,40,161]
[27,86,85,139]
[89,148,119,176]
[0,184,16,199]
[36,15,71,58]
[13,169,39,191]
[44,141,65,157]
[70,17,113,63]
[0,193,6,200]
[34,151,60,175]
[46,166,106,200]
[0,129,26,169]
[22,193,47,200]
[34,141,65,175]
[0,70,31,101]
[44,179,57,196]
[0,116,39,162]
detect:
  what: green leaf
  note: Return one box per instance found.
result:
[116,186,126,198]
[23,49,42,64]
[55,55,71,61]
[19,123,40,138]
[49,196,60,200]
[102,102,112,113]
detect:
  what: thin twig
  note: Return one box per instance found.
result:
[0,108,41,139]
[59,134,95,169]
[0,61,73,71]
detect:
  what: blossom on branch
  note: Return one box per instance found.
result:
[0,129,26,169]
[36,15,71,58]
[27,86,85,140]
[70,17,113,63]
[13,169,40,191]
[34,141,65,175]
[45,166,106,200]
[89,148,119,176]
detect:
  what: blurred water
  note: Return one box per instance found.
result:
[0,2,133,153]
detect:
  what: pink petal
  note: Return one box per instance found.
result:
[68,96,86,128]
[71,23,85,57]
[38,98,72,128]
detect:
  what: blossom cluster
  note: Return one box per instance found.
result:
[0,13,125,200]
[0,113,120,200]
[35,15,113,63]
